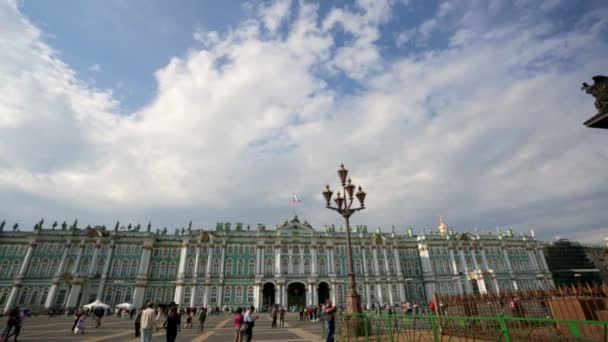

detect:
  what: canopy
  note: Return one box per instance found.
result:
[83,299,110,309]
[116,303,134,310]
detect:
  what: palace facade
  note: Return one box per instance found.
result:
[0,216,554,314]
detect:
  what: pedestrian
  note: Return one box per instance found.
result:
[270,306,277,328]
[134,309,142,338]
[71,310,82,333]
[140,302,156,342]
[198,307,207,332]
[279,307,285,327]
[165,306,181,342]
[324,300,337,342]
[184,311,192,328]
[233,307,244,342]
[242,306,258,342]
[74,314,87,335]
[299,305,304,320]
[156,307,166,332]
[2,307,20,342]
[94,306,104,328]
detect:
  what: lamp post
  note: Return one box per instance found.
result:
[322,164,366,315]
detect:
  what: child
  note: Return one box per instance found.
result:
[74,314,87,335]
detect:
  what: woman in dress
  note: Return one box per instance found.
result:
[165,306,181,342]
[233,307,244,342]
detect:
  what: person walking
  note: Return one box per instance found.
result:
[242,306,258,342]
[270,307,277,328]
[140,302,156,342]
[279,307,285,328]
[134,309,142,338]
[94,306,104,328]
[2,307,21,342]
[156,307,166,332]
[233,307,244,342]
[198,307,207,332]
[324,300,337,342]
[165,306,181,342]
[74,314,87,335]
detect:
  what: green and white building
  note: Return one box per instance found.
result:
[0,216,554,313]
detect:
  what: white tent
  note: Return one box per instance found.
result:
[116,303,134,310]
[83,299,110,310]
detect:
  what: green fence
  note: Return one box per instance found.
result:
[335,313,608,342]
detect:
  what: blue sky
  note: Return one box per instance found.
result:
[1,0,607,243]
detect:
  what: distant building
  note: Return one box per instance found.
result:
[543,239,602,287]
[585,245,608,285]
[0,217,553,314]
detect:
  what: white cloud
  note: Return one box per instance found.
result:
[89,63,101,72]
[0,0,607,244]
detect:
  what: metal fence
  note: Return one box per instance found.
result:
[337,313,608,342]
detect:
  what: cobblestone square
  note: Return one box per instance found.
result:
[5,312,324,342]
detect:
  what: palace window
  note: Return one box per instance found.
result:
[130,260,138,277]
[336,259,342,275]
[111,260,120,277]
[265,258,273,275]
[235,286,243,304]
[223,286,231,304]
[248,259,255,276]
[238,260,244,276]
[162,248,169,258]
[104,287,113,303]
[164,288,174,303]
[96,258,104,276]
[247,286,254,303]
[293,257,300,274]
[226,260,233,276]
[293,246,299,254]
[212,260,220,275]
[171,249,178,259]
[238,246,244,255]
[149,262,158,278]
[355,259,362,274]
[265,246,273,254]
[196,286,204,305]
[159,262,167,279]
[210,286,217,305]
[319,258,326,275]
[80,258,90,274]
[249,246,255,255]
[304,246,310,254]
[168,262,177,278]
[18,288,29,305]
[153,249,160,257]
[304,258,311,274]
[125,288,133,303]
[189,246,196,256]
[0,261,9,279]
[184,287,191,304]
[281,258,288,274]
[319,246,325,254]
[186,258,194,277]
[227,246,234,255]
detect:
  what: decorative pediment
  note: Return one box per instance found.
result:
[80,226,108,238]
[277,216,314,232]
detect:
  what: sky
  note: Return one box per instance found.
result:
[0,0,607,244]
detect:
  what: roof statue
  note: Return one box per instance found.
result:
[162,227,167,235]
[0,220,4,232]
[61,221,67,230]
[127,223,132,231]
[135,223,141,232]
[52,221,57,230]
[114,221,119,231]
[582,75,608,114]
[236,223,243,231]
[188,220,192,231]
[147,221,151,232]
[71,219,78,230]
[12,223,18,231]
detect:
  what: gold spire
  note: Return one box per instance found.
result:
[438,216,448,235]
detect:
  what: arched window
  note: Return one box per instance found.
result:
[248,259,255,276]
[130,260,138,277]
[238,246,244,255]
[293,257,300,274]
[366,259,373,274]
[29,258,39,276]
[210,286,218,305]
[120,260,129,277]
[115,288,123,305]
[164,288,174,303]
[212,260,220,275]
[355,260,362,274]
[96,257,105,276]
[199,258,207,274]
[225,260,233,276]
[38,259,49,277]
[0,261,8,278]
[281,258,288,275]
[80,258,90,274]
[149,262,158,278]
[168,262,177,278]
[265,258,273,275]
[238,260,244,276]
[223,286,232,304]
[336,259,342,275]
[29,290,39,305]
[304,258,311,274]
[235,286,243,304]
[186,258,194,277]
[319,258,326,275]
[247,286,254,304]
[154,288,163,302]
[111,260,120,277]
[159,262,167,279]
[10,260,21,277]
[56,288,67,305]
[196,286,204,305]
[0,292,7,305]
[41,290,49,305]
[18,288,29,305]
[184,287,191,304]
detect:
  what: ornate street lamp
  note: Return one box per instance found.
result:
[322,164,366,317]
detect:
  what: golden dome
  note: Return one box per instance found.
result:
[438,216,448,235]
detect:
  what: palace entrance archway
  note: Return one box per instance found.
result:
[287,282,306,309]
[317,282,330,305]
[262,283,276,308]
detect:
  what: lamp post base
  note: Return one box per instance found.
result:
[341,292,370,338]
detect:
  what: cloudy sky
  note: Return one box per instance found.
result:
[1,0,607,243]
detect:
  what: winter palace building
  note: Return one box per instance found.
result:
[0,216,554,314]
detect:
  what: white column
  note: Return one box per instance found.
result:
[373,247,380,276]
[97,244,114,300]
[190,246,200,308]
[217,285,223,307]
[449,248,459,275]
[282,286,287,307]
[253,284,260,308]
[255,248,261,274]
[206,245,213,276]
[393,249,403,276]
[88,243,100,276]
[133,244,152,308]
[388,283,394,306]
[481,248,490,271]
[288,246,293,274]
[471,248,480,270]
[275,284,281,305]
[193,245,201,278]
[376,283,383,306]
[365,283,371,308]
[66,283,82,309]
[311,246,318,274]
[45,243,71,308]
[219,244,226,275]
[331,282,337,304]
[383,248,390,275]
[72,242,84,273]
[275,247,281,275]
[4,241,36,314]
[305,284,311,306]
[459,249,472,293]
[174,242,189,305]
[502,248,513,272]
[260,247,265,274]
[527,249,538,271]
[537,249,550,272]
[362,248,369,275]
[299,247,304,274]
[203,285,210,307]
